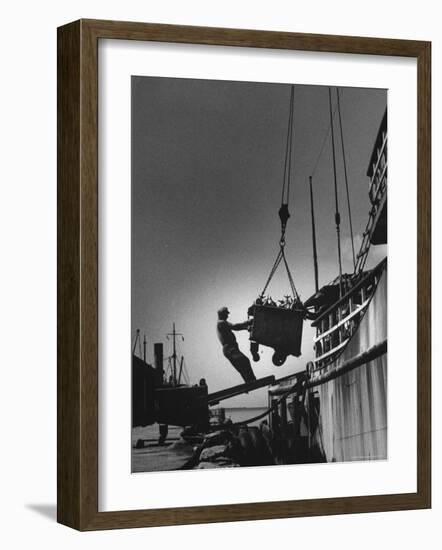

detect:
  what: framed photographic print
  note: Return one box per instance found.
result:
[57,19,431,530]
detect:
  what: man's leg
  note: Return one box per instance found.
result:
[230,351,257,384]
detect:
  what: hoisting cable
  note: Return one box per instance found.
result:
[311,102,339,178]
[261,249,283,296]
[281,85,295,207]
[259,85,301,303]
[308,101,341,299]
[336,89,356,272]
[328,87,343,298]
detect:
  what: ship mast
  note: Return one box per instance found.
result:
[167,323,184,386]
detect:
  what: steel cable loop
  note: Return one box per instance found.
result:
[258,85,304,306]
[260,242,301,303]
[260,249,284,297]
[280,247,300,301]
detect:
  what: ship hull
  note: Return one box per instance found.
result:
[309,264,387,462]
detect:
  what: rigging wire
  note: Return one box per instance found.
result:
[132,329,141,356]
[336,89,356,272]
[309,175,320,293]
[310,102,339,178]
[132,330,139,355]
[328,87,343,298]
[261,249,283,296]
[182,359,190,385]
[178,357,184,385]
[281,85,295,206]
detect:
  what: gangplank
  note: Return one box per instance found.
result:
[207,375,276,406]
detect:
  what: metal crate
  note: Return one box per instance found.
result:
[249,304,303,364]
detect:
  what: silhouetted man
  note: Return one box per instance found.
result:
[216,306,256,384]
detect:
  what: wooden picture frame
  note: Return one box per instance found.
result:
[57,19,431,531]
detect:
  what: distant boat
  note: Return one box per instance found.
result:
[132,324,209,429]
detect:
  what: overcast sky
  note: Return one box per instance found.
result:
[131,76,387,406]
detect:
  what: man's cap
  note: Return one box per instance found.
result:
[217,306,230,315]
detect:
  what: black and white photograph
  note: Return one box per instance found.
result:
[131,76,387,473]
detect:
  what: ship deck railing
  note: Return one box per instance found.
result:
[312,259,386,370]
[313,298,370,343]
[314,338,350,365]
[368,131,387,205]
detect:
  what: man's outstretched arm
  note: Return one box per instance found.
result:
[229,320,250,331]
